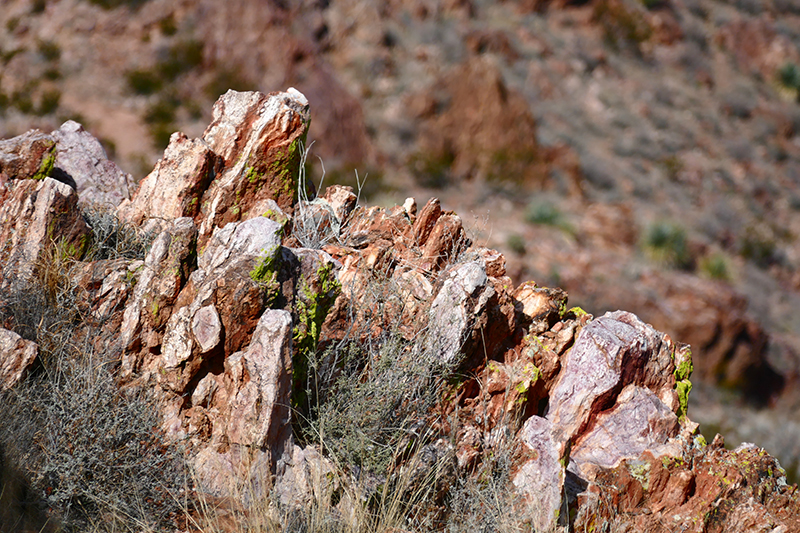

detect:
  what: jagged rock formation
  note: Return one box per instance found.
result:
[1,89,799,531]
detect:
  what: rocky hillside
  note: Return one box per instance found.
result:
[1,87,799,532]
[3,0,800,501]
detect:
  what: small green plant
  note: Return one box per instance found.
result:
[593,0,654,52]
[739,230,776,268]
[410,149,456,190]
[158,14,178,36]
[144,95,179,148]
[643,221,692,269]
[777,62,800,102]
[506,233,526,255]
[36,89,61,116]
[36,39,61,62]
[157,39,204,81]
[126,68,164,95]
[204,67,258,101]
[699,253,731,281]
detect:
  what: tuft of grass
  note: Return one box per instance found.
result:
[642,221,692,270]
[126,69,164,95]
[506,233,526,255]
[1,354,190,532]
[81,205,155,261]
[699,253,731,281]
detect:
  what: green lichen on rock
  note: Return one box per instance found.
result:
[627,460,651,490]
[675,379,692,421]
[514,362,540,400]
[291,261,341,411]
[268,129,308,203]
[249,245,281,304]
[672,344,693,420]
[31,142,56,180]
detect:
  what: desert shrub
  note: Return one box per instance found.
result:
[82,205,155,261]
[0,355,189,532]
[36,89,61,116]
[593,0,653,53]
[524,199,562,226]
[36,40,61,62]
[157,39,204,81]
[643,221,692,269]
[144,95,179,148]
[0,229,186,531]
[778,62,800,101]
[699,253,731,281]
[739,230,777,268]
[85,0,151,10]
[445,438,522,533]
[410,149,456,190]
[126,69,164,95]
[204,67,258,101]
[506,233,526,255]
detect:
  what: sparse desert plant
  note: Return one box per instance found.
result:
[642,221,692,269]
[777,62,800,102]
[0,228,188,531]
[506,233,526,255]
[81,204,155,261]
[0,354,190,532]
[699,253,731,281]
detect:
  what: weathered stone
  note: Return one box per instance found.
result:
[428,261,492,365]
[192,310,293,496]
[321,184,357,224]
[512,416,565,532]
[198,88,310,240]
[0,177,91,292]
[514,282,567,333]
[117,132,220,226]
[569,385,681,479]
[547,311,684,454]
[0,130,56,183]
[274,444,337,509]
[0,327,38,390]
[51,120,136,207]
[413,197,442,246]
[119,217,198,379]
[192,304,222,353]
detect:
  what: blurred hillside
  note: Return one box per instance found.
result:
[3,0,800,475]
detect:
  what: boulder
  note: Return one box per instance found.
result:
[0,177,90,292]
[51,120,136,207]
[0,327,38,390]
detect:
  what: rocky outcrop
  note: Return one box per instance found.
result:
[0,89,797,531]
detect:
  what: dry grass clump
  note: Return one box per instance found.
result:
[0,217,186,532]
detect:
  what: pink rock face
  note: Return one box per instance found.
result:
[51,120,136,208]
[0,327,38,390]
[0,178,90,292]
[512,416,565,533]
[569,384,681,478]
[547,310,679,453]
[198,88,310,241]
[117,89,309,244]
[117,133,219,227]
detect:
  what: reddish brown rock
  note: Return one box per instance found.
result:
[117,133,220,229]
[198,88,310,240]
[0,130,56,183]
[0,178,90,292]
[547,311,685,454]
[413,57,544,185]
[0,327,37,390]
